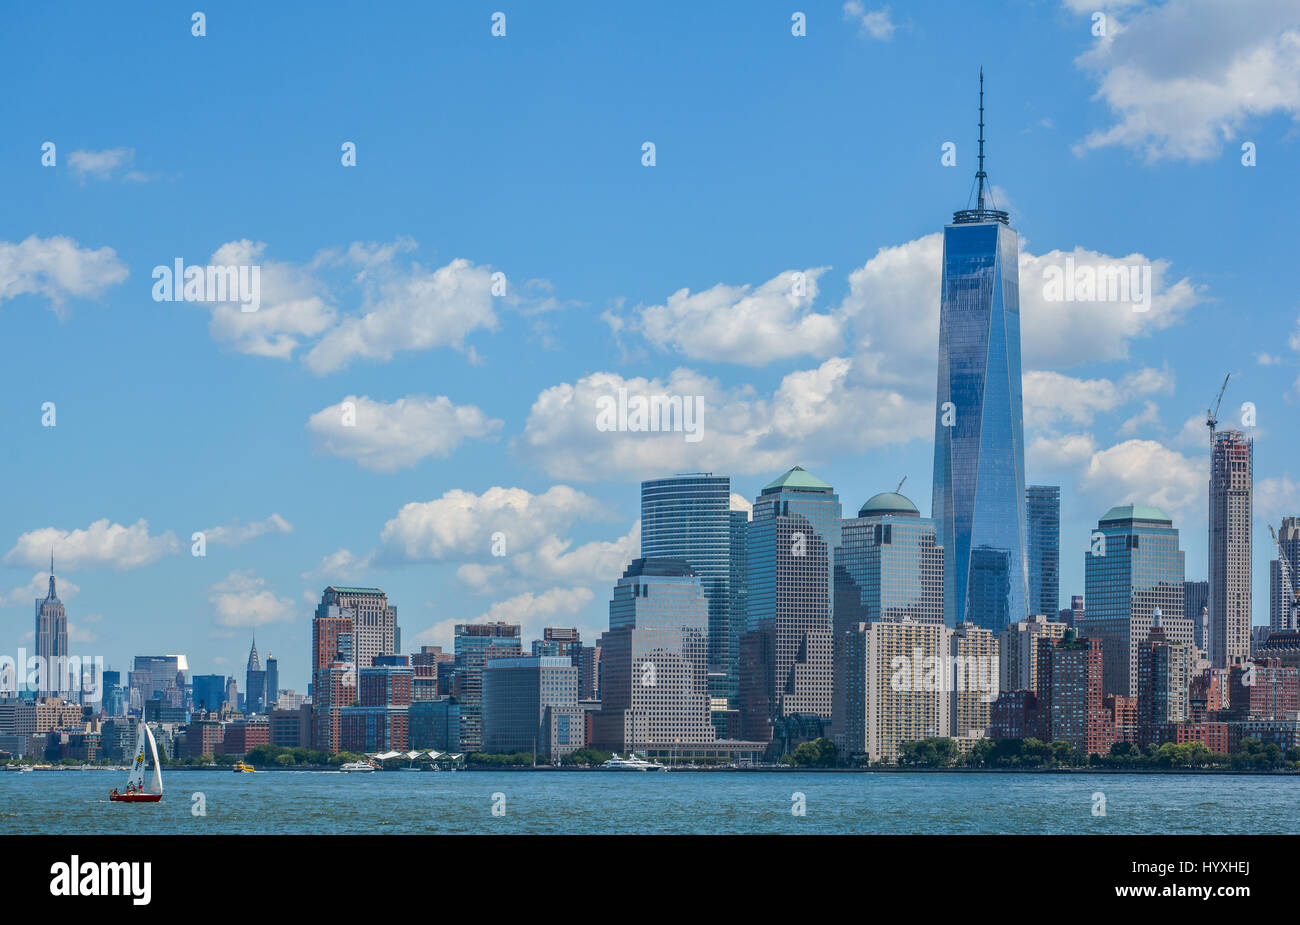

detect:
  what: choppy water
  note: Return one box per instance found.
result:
[2,769,1296,834]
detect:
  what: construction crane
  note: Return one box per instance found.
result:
[895,476,907,494]
[1206,373,1230,448]
[1269,524,1300,633]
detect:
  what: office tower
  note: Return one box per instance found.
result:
[1035,630,1107,756]
[311,604,355,753]
[998,614,1066,692]
[482,656,579,757]
[1208,430,1253,668]
[1136,612,1193,730]
[590,558,718,754]
[1026,486,1061,616]
[641,474,733,692]
[578,645,600,701]
[453,622,523,752]
[1082,505,1192,697]
[102,670,125,716]
[340,657,412,753]
[316,586,398,670]
[951,622,998,740]
[408,698,461,752]
[245,637,267,715]
[1270,517,1300,632]
[728,507,749,702]
[1057,594,1084,630]
[531,627,582,659]
[131,655,188,704]
[192,674,226,713]
[1183,579,1210,650]
[225,678,238,713]
[412,645,453,702]
[34,556,68,697]
[742,467,841,750]
[832,490,943,744]
[859,619,952,763]
[931,76,1027,632]
[265,654,278,710]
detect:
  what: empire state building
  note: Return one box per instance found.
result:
[36,553,69,696]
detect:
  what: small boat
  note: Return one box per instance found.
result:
[232,761,255,773]
[340,760,375,773]
[109,723,164,803]
[601,752,669,772]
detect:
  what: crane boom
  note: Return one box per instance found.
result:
[1270,524,1300,631]
[1206,373,1230,447]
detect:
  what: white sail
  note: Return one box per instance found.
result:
[145,724,163,795]
[125,723,147,791]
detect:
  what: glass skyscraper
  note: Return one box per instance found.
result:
[1026,485,1061,617]
[931,79,1027,632]
[641,474,732,690]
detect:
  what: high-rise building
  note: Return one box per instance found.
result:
[832,490,943,745]
[1136,612,1193,732]
[1183,579,1210,651]
[34,556,68,698]
[1036,630,1107,757]
[728,505,750,702]
[482,656,579,757]
[453,622,523,752]
[1270,517,1300,633]
[1082,505,1192,697]
[931,77,1027,633]
[265,654,278,710]
[192,674,226,713]
[1026,486,1061,617]
[1058,594,1085,630]
[316,586,399,670]
[1208,430,1253,668]
[245,637,267,715]
[310,604,355,753]
[590,558,718,754]
[742,467,840,749]
[998,614,1067,693]
[951,622,998,741]
[859,619,951,763]
[641,474,733,693]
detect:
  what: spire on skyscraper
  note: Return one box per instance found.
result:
[953,68,1009,226]
[247,633,261,671]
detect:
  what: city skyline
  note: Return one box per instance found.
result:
[4,2,1300,696]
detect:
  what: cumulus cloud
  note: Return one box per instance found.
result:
[300,547,375,583]
[200,514,293,548]
[1023,366,1172,430]
[412,585,595,648]
[1069,0,1300,162]
[66,148,145,182]
[514,360,928,481]
[1079,439,1203,515]
[307,394,502,472]
[192,240,500,373]
[0,235,129,317]
[1257,474,1300,526]
[5,519,179,571]
[631,268,842,366]
[209,571,296,628]
[843,2,897,40]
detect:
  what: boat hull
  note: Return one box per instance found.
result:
[109,792,162,803]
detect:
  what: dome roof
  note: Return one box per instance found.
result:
[858,491,920,518]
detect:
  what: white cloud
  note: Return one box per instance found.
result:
[1079,439,1203,515]
[209,570,295,628]
[67,148,139,182]
[307,395,502,473]
[514,361,928,481]
[1028,431,1098,470]
[201,513,293,548]
[1070,0,1300,162]
[730,492,753,516]
[379,486,605,563]
[5,519,179,571]
[1257,474,1300,526]
[0,235,129,317]
[0,572,81,608]
[300,547,375,583]
[412,586,595,649]
[632,268,842,366]
[843,2,896,40]
[1118,400,1162,436]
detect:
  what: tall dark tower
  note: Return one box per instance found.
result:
[35,550,69,697]
[931,71,1028,631]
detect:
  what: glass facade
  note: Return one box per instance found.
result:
[641,474,733,692]
[931,220,1027,631]
[1025,485,1060,617]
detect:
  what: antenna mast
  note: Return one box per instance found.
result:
[976,68,986,210]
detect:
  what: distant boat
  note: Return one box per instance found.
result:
[340,760,375,773]
[232,761,255,773]
[109,724,164,802]
[601,752,669,772]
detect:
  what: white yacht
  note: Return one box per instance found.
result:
[601,752,668,772]
[340,760,376,773]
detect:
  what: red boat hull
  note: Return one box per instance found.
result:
[109,792,162,803]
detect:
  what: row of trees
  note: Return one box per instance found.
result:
[895,736,1296,770]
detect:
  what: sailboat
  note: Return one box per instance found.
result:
[109,722,164,803]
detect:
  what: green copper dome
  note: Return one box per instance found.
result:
[1099,504,1171,525]
[858,491,920,518]
[761,466,833,493]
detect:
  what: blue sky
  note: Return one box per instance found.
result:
[3,0,1299,691]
